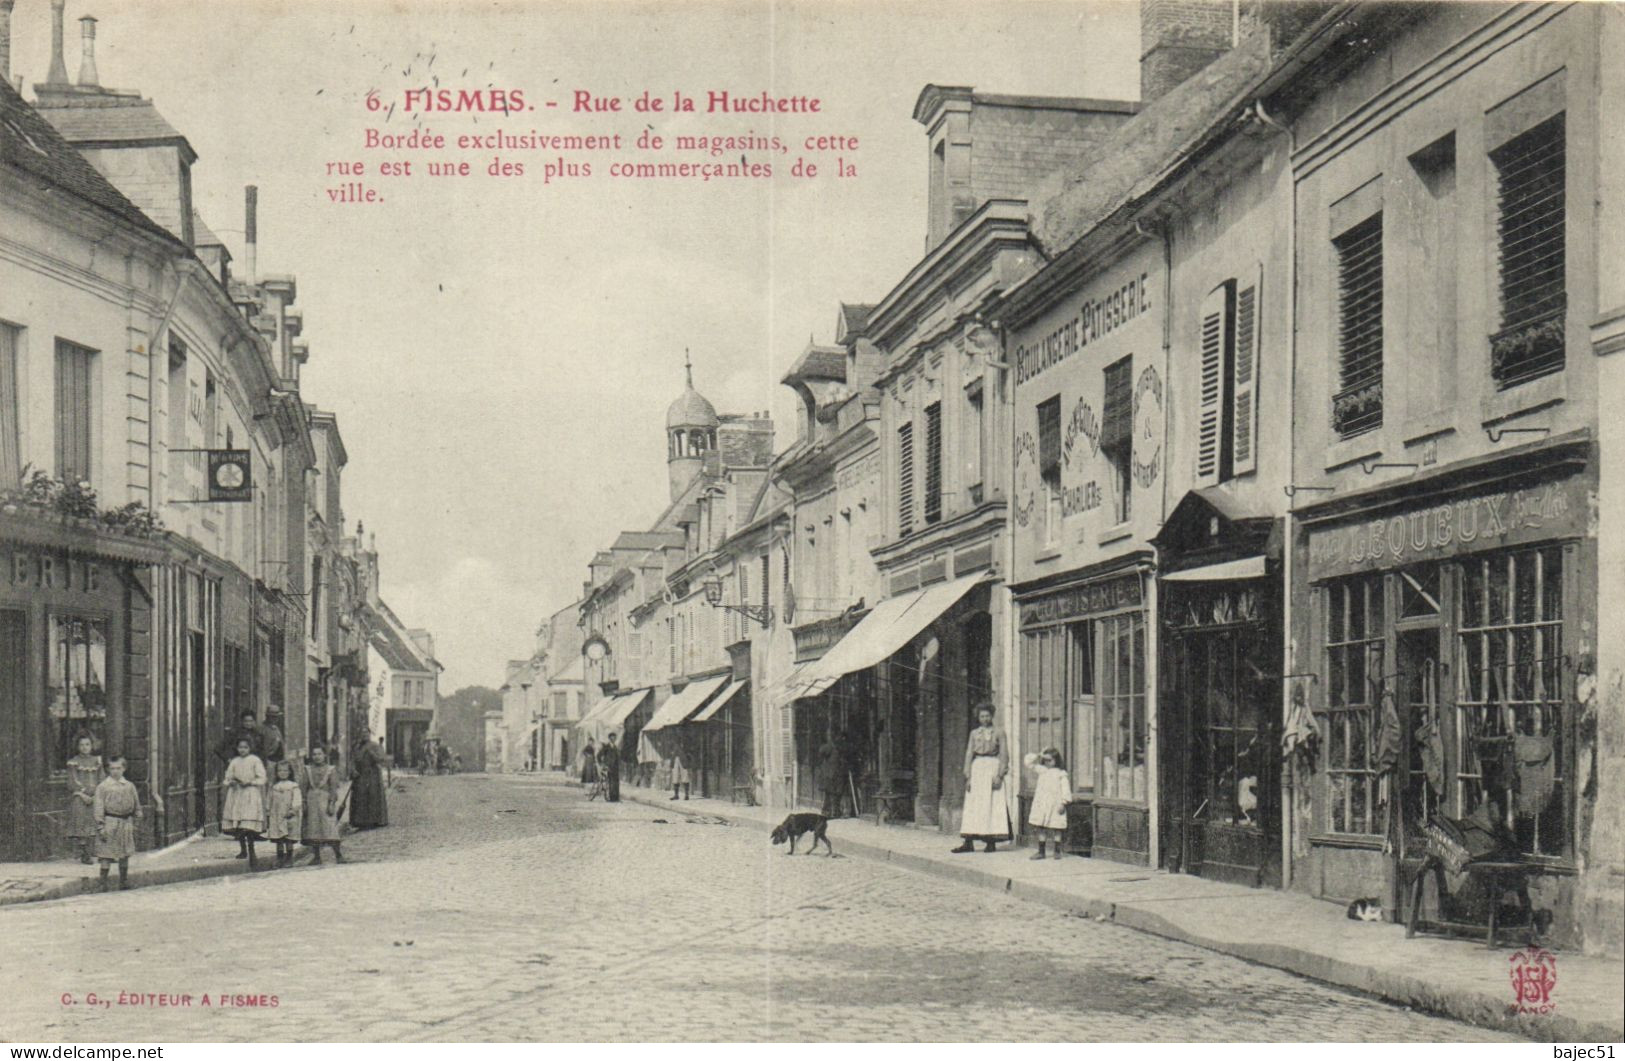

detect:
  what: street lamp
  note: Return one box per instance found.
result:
[702,576,772,627]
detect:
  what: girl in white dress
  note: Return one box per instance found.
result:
[1026,747,1071,860]
[222,737,267,868]
[265,759,303,868]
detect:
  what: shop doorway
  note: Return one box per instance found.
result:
[1168,620,1281,887]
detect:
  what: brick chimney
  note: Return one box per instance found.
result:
[244,185,258,283]
[1140,0,1236,103]
[0,0,15,87]
[45,0,68,85]
[76,15,97,87]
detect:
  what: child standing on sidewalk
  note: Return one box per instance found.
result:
[65,734,102,864]
[299,746,344,865]
[1025,747,1071,860]
[92,755,142,891]
[265,759,303,868]
[222,737,267,868]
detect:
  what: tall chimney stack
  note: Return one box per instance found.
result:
[0,0,16,87]
[1139,0,1236,104]
[244,185,258,283]
[76,15,97,87]
[46,0,68,85]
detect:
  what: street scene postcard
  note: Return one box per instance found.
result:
[1,0,1623,1048]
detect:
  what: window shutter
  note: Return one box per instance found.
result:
[897,422,915,536]
[1037,397,1061,477]
[779,701,794,779]
[1333,213,1384,437]
[1195,285,1226,486]
[1491,113,1565,385]
[1232,266,1262,476]
[1102,358,1133,453]
[923,403,943,524]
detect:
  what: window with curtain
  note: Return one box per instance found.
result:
[0,323,20,486]
[54,339,96,483]
[1098,611,1146,801]
[1037,396,1061,547]
[1331,213,1383,438]
[1322,575,1385,835]
[1490,113,1565,387]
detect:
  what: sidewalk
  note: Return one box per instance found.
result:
[617,782,1624,1043]
[0,831,254,906]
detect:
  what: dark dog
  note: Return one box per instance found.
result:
[770,813,832,856]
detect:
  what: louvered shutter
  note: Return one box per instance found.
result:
[897,422,915,536]
[1232,266,1262,476]
[779,701,795,779]
[924,403,942,524]
[1195,286,1226,486]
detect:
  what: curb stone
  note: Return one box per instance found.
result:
[620,790,1618,1042]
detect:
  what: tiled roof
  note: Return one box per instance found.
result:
[838,303,876,339]
[0,79,179,247]
[192,210,226,249]
[33,93,197,161]
[782,345,846,386]
[1030,29,1274,254]
[363,603,432,673]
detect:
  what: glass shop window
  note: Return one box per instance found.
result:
[1456,545,1567,857]
[47,615,109,774]
[1098,611,1146,802]
[1322,575,1384,835]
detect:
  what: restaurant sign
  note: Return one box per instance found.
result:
[1020,572,1142,627]
[1307,479,1588,580]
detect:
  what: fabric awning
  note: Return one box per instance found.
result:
[792,573,988,698]
[602,688,652,729]
[572,693,618,742]
[643,675,730,732]
[691,679,748,723]
[1161,556,1267,582]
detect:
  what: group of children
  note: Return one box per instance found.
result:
[222,737,346,869]
[64,732,350,890]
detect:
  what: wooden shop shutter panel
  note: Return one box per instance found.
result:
[1232,266,1262,476]
[1195,285,1226,486]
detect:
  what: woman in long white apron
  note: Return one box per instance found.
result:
[952,703,1011,853]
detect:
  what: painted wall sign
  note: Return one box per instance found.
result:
[3,547,103,594]
[1306,479,1588,580]
[1014,430,1036,528]
[1020,572,1142,626]
[1132,365,1164,488]
[1014,270,1154,385]
[1064,398,1100,466]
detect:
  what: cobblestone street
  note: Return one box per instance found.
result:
[0,775,1521,1042]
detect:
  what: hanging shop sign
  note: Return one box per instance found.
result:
[1306,477,1589,581]
[1019,572,1142,628]
[207,449,253,502]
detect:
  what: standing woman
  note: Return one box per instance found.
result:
[951,703,1011,853]
[579,739,599,796]
[349,730,390,829]
[65,734,103,864]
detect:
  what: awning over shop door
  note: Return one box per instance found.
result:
[572,693,618,742]
[601,688,652,729]
[642,675,730,732]
[791,572,988,698]
[691,679,748,722]
[1160,556,1267,582]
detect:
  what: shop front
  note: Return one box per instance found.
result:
[785,571,993,831]
[1153,491,1283,887]
[1292,436,1596,945]
[1012,559,1152,864]
[0,513,163,860]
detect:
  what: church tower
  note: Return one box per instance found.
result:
[666,353,718,502]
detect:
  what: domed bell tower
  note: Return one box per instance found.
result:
[667,352,719,502]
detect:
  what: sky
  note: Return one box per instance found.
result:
[11,0,1140,691]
